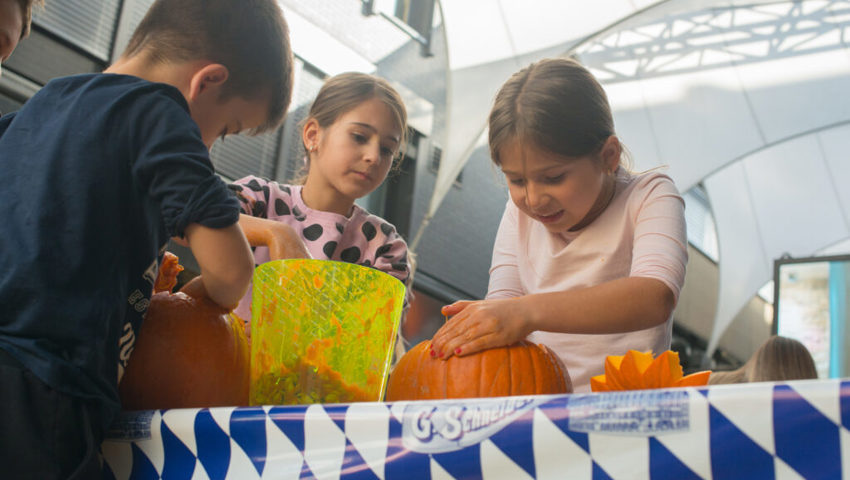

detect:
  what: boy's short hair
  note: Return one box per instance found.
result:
[15,0,44,38]
[122,0,293,133]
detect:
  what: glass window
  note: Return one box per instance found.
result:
[32,0,121,61]
[683,184,719,262]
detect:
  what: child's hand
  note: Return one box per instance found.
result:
[239,214,312,260]
[430,298,530,360]
[267,223,311,261]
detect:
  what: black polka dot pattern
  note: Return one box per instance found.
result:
[375,244,392,257]
[278,184,291,195]
[245,179,264,192]
[303,224,323,241]
[380,223,393,236]
[362,222,377,241]
[274,198,290,216]
[340,246,361,263]
[362,259,372,267]
[251,201,267,218]
[336,223,345,234]
[391,262,406,272]
[323,241,337,258]
[292,206,306,222]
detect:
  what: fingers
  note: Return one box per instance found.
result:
[430,312,467,358]
[440,300,474,316]
[439,330,505,360]
[452,332,504,358]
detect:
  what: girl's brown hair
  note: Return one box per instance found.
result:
[489,57,618,166]
[294,72,408,184]
[305,72,407,156]
[709,335,818,385]
[15,0,44,39]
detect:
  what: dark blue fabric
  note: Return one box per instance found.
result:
[0,73,240,428]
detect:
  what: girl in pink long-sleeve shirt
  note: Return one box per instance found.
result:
[229,73,414,326]
[430,58,688,392]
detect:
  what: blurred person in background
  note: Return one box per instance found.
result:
[709,335,818,384]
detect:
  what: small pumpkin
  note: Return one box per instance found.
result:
[385,340,572,401]
[590,349,711,392]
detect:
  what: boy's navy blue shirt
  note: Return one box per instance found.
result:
[0,73,240,426]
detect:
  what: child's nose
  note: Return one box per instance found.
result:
[525,183,546,208]
[363,141,380,163]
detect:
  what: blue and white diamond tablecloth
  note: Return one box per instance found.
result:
[102,378,850,479]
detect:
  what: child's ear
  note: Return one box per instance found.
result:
[302,118,320,151]
[600,135,621,172]
[187,63,229,101]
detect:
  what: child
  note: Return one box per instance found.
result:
[0,0,292,476]
[229,72,414,329]
[709,335,818,384]
[0,0,42,77]
[430,57,688,393]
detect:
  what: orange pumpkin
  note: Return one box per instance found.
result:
[119,290,250,409]
[385,340,572,401]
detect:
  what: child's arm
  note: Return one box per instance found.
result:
[431,276,675,358]
[239,214,311,260]
[182,222,254,310]
[432,176,687,359]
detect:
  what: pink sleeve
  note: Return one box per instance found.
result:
[487,201,525,299]
[629,176,688,302]
[371,235,412,288]
[229,175,272,217]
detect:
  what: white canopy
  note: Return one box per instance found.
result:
[420,0,850,356]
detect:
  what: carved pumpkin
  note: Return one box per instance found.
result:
[590,349,711,392]
[385,340,572,401]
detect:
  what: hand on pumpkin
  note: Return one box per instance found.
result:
[430,298,532,360]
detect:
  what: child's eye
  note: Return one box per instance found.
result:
[543,174,565,184]
[352,133,367,144]
[508,178,525,186]
[381,147,395,158]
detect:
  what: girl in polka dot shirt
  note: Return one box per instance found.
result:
[229,72,414,331]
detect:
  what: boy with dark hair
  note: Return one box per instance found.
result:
[0,0,293,477]
[0,0,43,76]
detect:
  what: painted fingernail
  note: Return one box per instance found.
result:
[430,349,436,357]
[455,348,462,355]
[438,351,444,358]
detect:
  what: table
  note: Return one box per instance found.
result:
[101,378,849,479]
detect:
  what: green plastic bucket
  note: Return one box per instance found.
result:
[249,259,405,405]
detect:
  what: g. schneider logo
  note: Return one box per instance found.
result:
[399,396,548,453]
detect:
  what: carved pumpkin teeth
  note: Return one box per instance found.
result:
[591,350,711,392]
